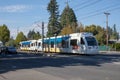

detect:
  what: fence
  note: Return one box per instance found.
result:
[99,45,112,51]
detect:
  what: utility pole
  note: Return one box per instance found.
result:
[42,22,44,52]
[36,21,44,52]
[104,12,110,50]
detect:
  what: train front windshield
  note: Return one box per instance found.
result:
[85,36,98,46]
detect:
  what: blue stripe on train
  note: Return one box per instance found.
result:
[44,36,70,44]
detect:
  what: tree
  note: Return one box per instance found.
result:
[27,30,33,40]
[5,37,15,47]
[77,23,85,32]
[60,4,77,32]
[84,24,98,35]
[84,24,106,45]
[27,30,41,40]
[95,27,106,45]
[47,0,60,37]
[0,24,10,45]
[60,25,73,35]
[111,24,119,40]
[15,32,27,46]
[34,32,41,40]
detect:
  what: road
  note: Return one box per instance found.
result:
[0,52,120,80]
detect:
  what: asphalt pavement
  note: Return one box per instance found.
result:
[0,52,120,80]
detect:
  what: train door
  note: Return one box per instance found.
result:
[37,40,42,52]
[37,42,41,51]
[70,39,79,53]
[80,37,87,54]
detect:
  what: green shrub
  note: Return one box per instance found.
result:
[115,43,120,51]
[108,43,120,51]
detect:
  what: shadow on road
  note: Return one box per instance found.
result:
[0,53,120,74]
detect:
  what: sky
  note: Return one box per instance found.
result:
[0,0,120,38]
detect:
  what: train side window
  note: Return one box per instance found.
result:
[38,43,41,46]
[70,39,77,46]
[51,41,54,48]
[62,40,69,48]
[62,40,65,48]
[28,44,30,47]
[81,38,85,45]
[31,43,33,46]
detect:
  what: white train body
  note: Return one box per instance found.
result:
[37,39,42,52]
[0,41,3,47]
[20,32,99,54]
[29,40,37,51]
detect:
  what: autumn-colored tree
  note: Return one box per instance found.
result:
[60,25,73,35]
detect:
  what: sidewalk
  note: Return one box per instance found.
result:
[100,51,120,54]
[0,69,66,80]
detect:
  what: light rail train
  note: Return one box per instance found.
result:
[19,32,99,54]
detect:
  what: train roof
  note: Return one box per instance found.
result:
[19,32,94,44]
[69,32,93,37]
[38,32,93,40]
[20,41,31,45]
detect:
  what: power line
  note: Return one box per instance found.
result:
[74,0,102,11]
[79,3,120,16]
[78,6,120,20]
[74,1,120,20]
[72,0,90,8]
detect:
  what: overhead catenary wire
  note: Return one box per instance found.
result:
[69,0,120,21]
[79,3,120,16]
[28,21,48,35]
[74,0,103,11]
[72,0,90,8]
[78,6,120,20]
